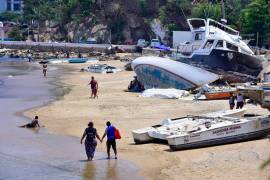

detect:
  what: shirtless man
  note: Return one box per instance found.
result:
[88,76,98,98]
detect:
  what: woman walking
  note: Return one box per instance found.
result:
[81,122,102,161]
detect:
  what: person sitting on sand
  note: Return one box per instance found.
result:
[88,76,98,99]
[19,116,40,128]
[81,121,102,161]
[128,76,144,92]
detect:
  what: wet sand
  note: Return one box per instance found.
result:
[0,62,141,179]
[24,60,270,180]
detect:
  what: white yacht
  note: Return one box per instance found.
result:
[173,18,263,83]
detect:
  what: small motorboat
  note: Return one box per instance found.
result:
[132,109,246,143]
[205,89,236,100]
[133,109,270,151]
[83,64,121,74]
[167,114,270,150]
[68,58,88,63]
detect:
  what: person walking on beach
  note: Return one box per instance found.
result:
[88,76,98,98]
[229,93,235,110]
[81,121,102,161]
[19,116,40,128]
[42,64,48,77]
[236,93,245,109]
[101,121,117,159]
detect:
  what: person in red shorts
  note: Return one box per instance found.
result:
[89,76,98,99]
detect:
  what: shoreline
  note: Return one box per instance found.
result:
[0,61,142,179]
[24,60,270,179]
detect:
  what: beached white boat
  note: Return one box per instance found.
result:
[131,56,219,90]
[133,109,270,151]
[132,109,246,143]
[167,114,270,150]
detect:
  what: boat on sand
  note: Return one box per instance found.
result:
[132,109,270,151]
[132,109,245,143]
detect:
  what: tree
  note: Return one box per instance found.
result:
[239,0,270,46]
[191,2,222,20]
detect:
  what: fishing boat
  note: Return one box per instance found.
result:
[131,56,219,90]
[167,114,270,150]
[133,109,270,151]
[173,18,263,83]
[132,109,246,143]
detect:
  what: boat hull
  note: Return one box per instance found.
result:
[205,91,235,100]
[167,117,270,151]
[169,128,270,151]
[177,49,263,83]
[132,56,219,90]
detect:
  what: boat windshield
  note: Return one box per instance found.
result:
[203,40,214,49]
[216,40,223,48]
[226,42,238,51]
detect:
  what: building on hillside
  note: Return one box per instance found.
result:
[0,0,23,12]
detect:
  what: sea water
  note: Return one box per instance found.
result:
[0,60,142,180]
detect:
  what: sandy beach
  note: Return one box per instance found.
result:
[24,59,270,180]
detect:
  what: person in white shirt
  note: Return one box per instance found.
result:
[236,93,245,109]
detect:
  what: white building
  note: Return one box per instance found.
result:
[0,0,23,12]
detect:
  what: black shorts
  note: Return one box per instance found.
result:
[106,139,116,151]
[26,123,35,128]
[236,102,244,109]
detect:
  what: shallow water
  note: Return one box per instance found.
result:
[0,62,142,179]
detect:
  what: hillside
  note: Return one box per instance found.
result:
[1,0,270,46]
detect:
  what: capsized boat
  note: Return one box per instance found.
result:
[131,56,219,90]
[173,18,263,83]
[132,109,246,143]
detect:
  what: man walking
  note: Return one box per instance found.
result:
[88,76,98,98]
[101,121,117,159]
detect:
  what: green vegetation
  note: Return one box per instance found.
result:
[240,0,270,45]
[2,0,269,45]
[0,11,21,22]
[7,27,24,41]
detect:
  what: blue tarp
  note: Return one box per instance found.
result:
[154,44,171,52]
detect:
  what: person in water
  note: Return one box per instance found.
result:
[81,121,102,161]
[88,76,98,98]
[42,64,48,77]
[19,116,40,128]
[101,121,117,159]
